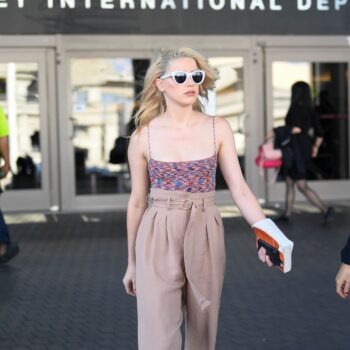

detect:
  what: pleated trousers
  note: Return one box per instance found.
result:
[135,188,226,350]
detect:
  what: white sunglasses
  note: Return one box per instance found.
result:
[160,70,205,85]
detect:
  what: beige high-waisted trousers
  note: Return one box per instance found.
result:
[135,188,226,350]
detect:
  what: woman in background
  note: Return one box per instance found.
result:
[278,81,334,224]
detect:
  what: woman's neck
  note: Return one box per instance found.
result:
[162,105,199,128]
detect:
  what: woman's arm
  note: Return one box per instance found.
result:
[216,117,265,226]
[311,111,324,157]
[311,137,323,158]
[126,128,150,266]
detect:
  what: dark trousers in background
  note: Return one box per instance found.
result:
[0,210,10,245]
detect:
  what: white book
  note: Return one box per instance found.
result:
[252,218,294,273]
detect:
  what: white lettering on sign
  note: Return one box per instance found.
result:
[298,0,312,10]
[101,0,114,9]
[209,0,225,10]
[60,0,75,8]
[318,0,329,9]
[250,0,265,10]
[121,0,135,9]
[271,0,282,10]
[160,0,176,9]
[335,0,348,10]
[231,0,245,9]
[141,0,155,9]
[0,0,347,12]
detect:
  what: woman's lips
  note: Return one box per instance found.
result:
[185,91,195,96]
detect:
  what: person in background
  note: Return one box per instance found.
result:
[277,81,334,225]
[335,236,350,299]
[0,106,19,264]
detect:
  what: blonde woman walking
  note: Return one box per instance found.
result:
[122,47,289,350]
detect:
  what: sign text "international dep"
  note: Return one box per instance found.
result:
[0,0,348,11]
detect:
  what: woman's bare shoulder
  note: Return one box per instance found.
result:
[129,126,148,156]
[213,115,231,134]
[147,115,167,129]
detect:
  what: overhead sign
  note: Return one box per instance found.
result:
[0,0,349,34]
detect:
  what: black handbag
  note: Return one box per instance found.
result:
[109,136,129,164]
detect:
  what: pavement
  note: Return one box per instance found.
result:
[0,201,350,350]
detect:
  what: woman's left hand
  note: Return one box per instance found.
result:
[258,247,274,267]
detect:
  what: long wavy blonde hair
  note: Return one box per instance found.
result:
[133,47,218,133]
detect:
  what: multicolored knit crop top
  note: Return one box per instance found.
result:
[147,117,217,193]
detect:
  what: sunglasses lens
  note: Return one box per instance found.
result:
[192,71,204,84]
[173,72,187,84]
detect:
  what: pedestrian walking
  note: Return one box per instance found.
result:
[0,106,19,264]
[122,47,291,350]
[276,81,334,224]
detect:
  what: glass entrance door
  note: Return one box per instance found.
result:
[0,50,53,212]
[265,50,350,202]
[61,52,152,211]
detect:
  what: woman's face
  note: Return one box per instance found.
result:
[157,57,201,108]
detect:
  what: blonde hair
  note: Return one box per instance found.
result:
[133,47,218,132]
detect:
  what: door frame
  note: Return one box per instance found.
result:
[264,48,350,202]
[0,48,58,212]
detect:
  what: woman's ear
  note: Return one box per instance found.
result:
[156,78,164,93]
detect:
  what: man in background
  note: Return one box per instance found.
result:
[0,106,19,264]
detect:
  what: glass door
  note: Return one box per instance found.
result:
[61,52,152,211]
[206,56,246,188]
[265,50,350,202]
[0,50,53,212]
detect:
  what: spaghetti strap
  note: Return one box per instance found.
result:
[147,125,152,161]
[212,116,217,158]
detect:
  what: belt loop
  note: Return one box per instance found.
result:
[202,197,205,212]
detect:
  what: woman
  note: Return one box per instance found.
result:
[278,81,334,224]
[122,48,289,350]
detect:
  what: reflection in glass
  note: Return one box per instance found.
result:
[272,61,349,180]
[0,62,41,190]
[71,58,149,195]
[207,57,245,187]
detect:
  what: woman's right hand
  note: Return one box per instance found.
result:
[291,127,301,134]
[123,264,136,297]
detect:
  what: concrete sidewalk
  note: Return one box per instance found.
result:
[0,202,350,349]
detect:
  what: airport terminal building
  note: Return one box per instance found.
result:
[0,0,349,212]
